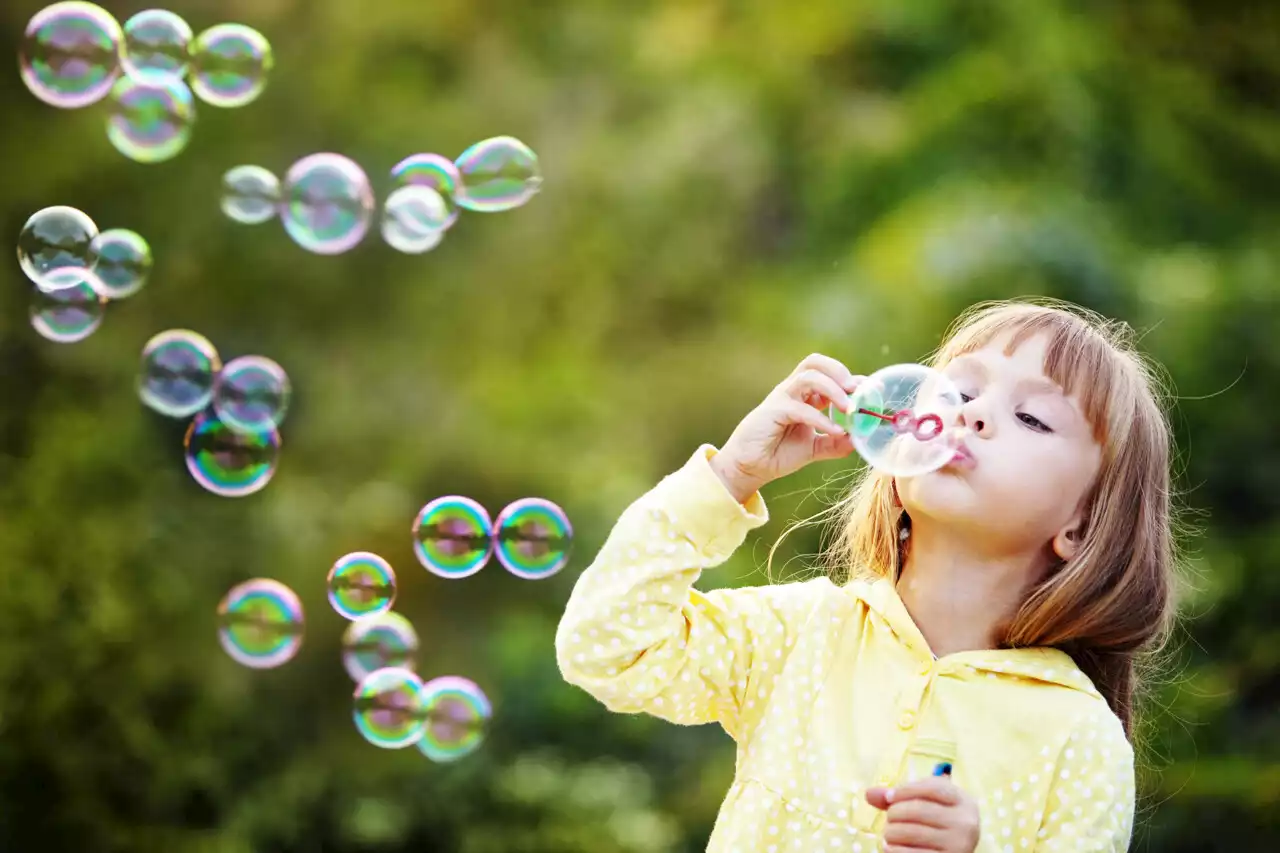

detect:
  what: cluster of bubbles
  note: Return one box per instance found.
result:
[413,496,573,580]
[828,363,966,477]
[18,205,152,343]
[20,3,272,163]
[137,330,291,497]
[221,136,542,256]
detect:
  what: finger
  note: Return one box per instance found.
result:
[794,353,859,391]
[885,799,953,829]
[775,399,844,435]
[865,786,892,811]
[884,778,962,807]
[785,369,849,411]
[812,430,855,462]
[883,819,950,850]
[882,843,938,853]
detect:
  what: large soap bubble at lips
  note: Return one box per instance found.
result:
[830,363,964,478]
[20,2,122,109]
[281,153,375,255]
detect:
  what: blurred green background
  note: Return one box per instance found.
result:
[2,0,1279,850]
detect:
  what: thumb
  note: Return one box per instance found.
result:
[865,786,894,811]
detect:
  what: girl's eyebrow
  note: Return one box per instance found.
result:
[946,354,988,377]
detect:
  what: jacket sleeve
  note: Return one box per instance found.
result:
[555,444,828,742]
[1035,711,1136,852]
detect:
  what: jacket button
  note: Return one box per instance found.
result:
[898,710,916,730]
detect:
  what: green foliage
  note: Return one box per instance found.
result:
[1,0,1278,849]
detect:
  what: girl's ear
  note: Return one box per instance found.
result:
[1052,516,1085,561]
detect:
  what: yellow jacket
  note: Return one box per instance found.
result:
[556,446,1136,852]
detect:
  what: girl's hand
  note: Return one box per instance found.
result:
[709,353,861,503]
[865,778,981,853]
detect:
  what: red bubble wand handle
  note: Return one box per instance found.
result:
[854,407,944,442]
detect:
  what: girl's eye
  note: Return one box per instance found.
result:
[1018,412,1052,433]
[959,392,974,403]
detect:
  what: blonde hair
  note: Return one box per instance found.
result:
[778,298,1181,738]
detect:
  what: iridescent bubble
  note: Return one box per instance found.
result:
[138,329,221,418]
[216,578,304,669]
[494,498,573,580]
[121,9,192,80]
[342,612,418,682]
[381,186,447,255]
[17,206,100,293]
[417,676,492,763]
[281,153,375,255]
[183,412,280,498]
[29,280,104,343]
[327,552,396,621]
[829,363,964,478]
[189,23,273,108]
[212,355,291,434]
[412,496,493,579]
[19,2,122,109]
[106,72,196,164]
[221,165,280,224]
[454,136,542,213]
[390,153,461,230]
[353,667,426,749]
[88,228,151,299]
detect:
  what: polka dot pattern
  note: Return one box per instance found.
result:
[555,446,1136,852]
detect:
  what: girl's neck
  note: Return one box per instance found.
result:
[895,521,1042,658]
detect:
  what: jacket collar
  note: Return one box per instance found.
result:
[849,577,1101,698]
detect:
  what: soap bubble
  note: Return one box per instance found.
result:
[390,153,461,230]
[417,676,492,763]
[830,363,964,478]
[189,23,273,108]
[381,186,448,254]
[353,668,426,749]
[281,153,374,255]
[455,136,542,213]
[29,280,104,343]
[412,496,493,579]
[216,578,304,669]
[20,2,122,109]
[121,9,192,80]
[494,498,573,580]
[89,228,151,299]
[106,72,196,164]
[17,206,100,293]
[327,552,397,621]
[342,612,418,682]
[212,355,291,434]
[138,329,221,418]
[184,412,281,498]
[221,165,280,224]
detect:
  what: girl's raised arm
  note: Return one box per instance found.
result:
[555,445,832,743]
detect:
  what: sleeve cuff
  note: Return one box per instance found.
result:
[647,444,769,559]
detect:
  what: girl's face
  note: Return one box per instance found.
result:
[898,331,1103,557]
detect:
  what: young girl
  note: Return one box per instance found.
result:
[556,300,1178,852]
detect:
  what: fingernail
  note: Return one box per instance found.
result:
[885,788,895,803]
